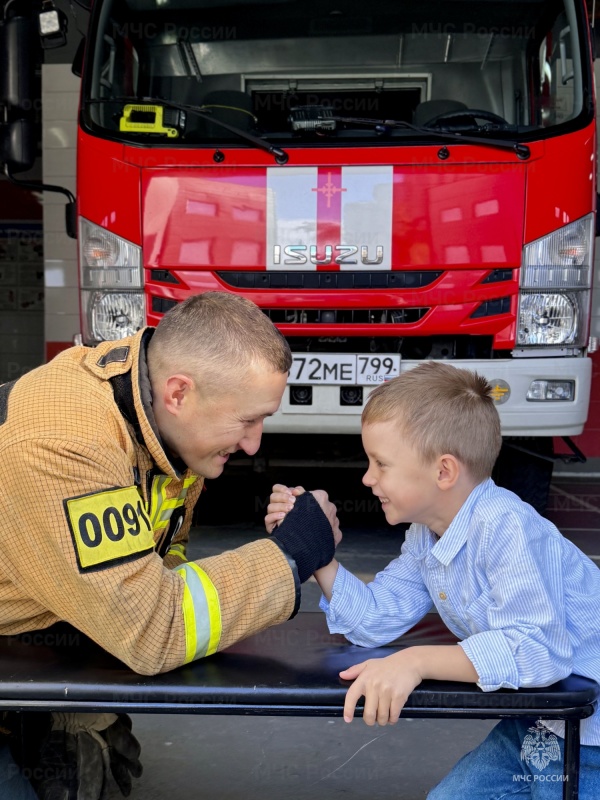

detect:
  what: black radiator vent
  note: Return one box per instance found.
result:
[470,297,511,318]
[217,271,442,290]
[152,297,178,313]
[150,270,179,285]
[263,308,428,324]
[481,269,514,284]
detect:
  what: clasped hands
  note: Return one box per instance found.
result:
[265,483,424,725]
[265,484,343,546]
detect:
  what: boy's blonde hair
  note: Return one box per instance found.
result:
[362,362,502,481]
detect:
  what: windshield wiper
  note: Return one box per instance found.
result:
[327,116,531,159]
[83,96,289,165]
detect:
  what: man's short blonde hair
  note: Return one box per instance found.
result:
[362,362,502,481]
[147,292,292,394]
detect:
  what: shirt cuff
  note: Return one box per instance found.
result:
[459,630,520,691]
[319,563,370,634]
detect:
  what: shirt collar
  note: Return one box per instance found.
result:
[430,478,493,565]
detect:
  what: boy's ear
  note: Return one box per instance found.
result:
[436,454,461,490]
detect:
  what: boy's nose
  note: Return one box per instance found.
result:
[362,470,374,487]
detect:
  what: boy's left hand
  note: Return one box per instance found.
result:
[340,651,422,726]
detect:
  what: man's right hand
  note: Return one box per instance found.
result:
[266,484,342,547]
[268,489,340,583]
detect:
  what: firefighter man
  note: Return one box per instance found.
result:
[0,292,339,799]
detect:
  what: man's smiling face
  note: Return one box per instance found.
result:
[160,364,288,478]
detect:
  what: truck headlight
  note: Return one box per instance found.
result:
[517,215,593,348]
[87,292,145,342]
[517,292,582,346]
[79,218,145,344]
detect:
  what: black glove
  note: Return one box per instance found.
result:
[271,491,335,582]
[35,712,142,800]
[102,714,142,795]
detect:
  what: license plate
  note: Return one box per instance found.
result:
[289,354,400,385]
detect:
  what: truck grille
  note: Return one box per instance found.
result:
[151,298,427,324]
[263,308,428,324]
[216,271,442,289]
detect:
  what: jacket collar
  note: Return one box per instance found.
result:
[84,329,186,479]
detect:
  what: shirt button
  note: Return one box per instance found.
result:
[438,591,447,601]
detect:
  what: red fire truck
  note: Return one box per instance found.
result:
[2,0,598,509]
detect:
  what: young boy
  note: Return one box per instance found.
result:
[266,362,600,798]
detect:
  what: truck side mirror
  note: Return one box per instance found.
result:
[72,37,86,78]
[0,118,36,173]
[0,9,36,115]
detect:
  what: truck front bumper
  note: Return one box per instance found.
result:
[265,357,592,437]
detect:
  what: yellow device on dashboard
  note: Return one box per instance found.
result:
[119,104,180,137]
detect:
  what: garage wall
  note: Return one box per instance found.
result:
[0,179,44,382]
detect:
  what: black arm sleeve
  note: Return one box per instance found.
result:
[271,492,335,583]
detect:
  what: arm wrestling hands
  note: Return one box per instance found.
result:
[267,485,342,591]
[266,484,342,544]
[267,485,342,583]
[266,485,478,727]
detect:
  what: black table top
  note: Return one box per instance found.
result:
[0,614,597,718]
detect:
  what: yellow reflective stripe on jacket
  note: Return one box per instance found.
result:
[167,543,187,562]
[149,475,197,533]
[175,562,222,662]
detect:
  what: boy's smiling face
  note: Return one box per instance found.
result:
[361,420,447,532]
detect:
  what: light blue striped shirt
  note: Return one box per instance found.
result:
[320,478,600,745]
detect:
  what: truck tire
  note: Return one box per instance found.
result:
[492,437,554,515]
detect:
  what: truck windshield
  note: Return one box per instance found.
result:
[82,0,592,147]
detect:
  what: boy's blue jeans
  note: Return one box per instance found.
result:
[428,719,600,799]
[0,745,37,800]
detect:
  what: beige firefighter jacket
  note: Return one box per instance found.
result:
[0,329,297,675]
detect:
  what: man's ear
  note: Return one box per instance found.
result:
[162,374,194,415]
[436,454,460,491]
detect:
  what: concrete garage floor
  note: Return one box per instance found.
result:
[121,467,599,800]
